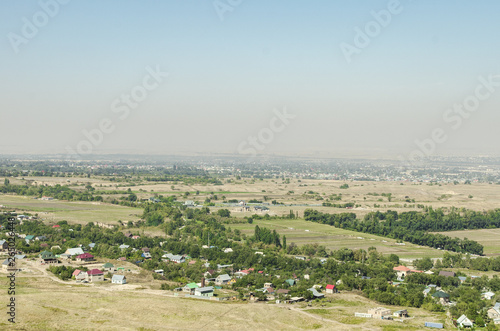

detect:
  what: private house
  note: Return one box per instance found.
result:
[87,269,104,282]
[163,253,185,264]
[154,269,164,275]
[0,239,8,251]
[65,247,85,256]
[124,232,133,238]
[423,288,431,297]
[102,263,115,272]
[183,282,199,294]
[368,307,392,318]
[25,235,35,244]
[142,252,152,259]
[2,259,13,271]
[223,248,233,253]
[194,286,214,297]
[326,284,337,294]
[132,235,140,240]
[73,270,88,281]
[184,200,195,207]
[119,244,130,250]
[285,279,296,287]
[393,309,409,318]
[482,291,495,300]
[215,274,232,286]
[39,251,58,264]
[112,275,127,284]
[393,266,412,279]
[457,314,473,328]
[204,269,216,278]
[76,253,95,262]
[432,291,450,304]
[487,303,500,324]
[265,287,275,295]
[438,271,455,278]
[307,288,324,299]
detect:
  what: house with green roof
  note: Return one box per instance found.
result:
[183,282,199,294]
[102,262,115,271]
[39,251,58,264]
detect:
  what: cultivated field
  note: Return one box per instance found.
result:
[229,219,445,260]
[434,228,500,256]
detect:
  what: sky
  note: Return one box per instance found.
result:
[1,0,500,159]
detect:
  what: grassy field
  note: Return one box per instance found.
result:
[0,269,452,331]
[0,195,142,225]
[433,228,500,256]
[230,219,445,260]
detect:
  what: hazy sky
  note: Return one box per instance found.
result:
[1,0,500,159]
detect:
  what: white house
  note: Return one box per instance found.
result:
[112,275,127,284]
[194,286,214,297]
[482,291,495,300]
[457,315,473,328]
[215,274,232,286]
[65,247,85,256]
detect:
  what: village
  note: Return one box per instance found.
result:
[1,210,499,330]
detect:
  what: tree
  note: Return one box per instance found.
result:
[217,209,231,218]
[282,235,287,249]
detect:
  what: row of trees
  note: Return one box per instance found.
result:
[303,209,484,255]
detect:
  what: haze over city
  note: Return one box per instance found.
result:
[1,0,500,158]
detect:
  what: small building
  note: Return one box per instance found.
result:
[112,274,126,284]
[0,239,9,251]
[482,291,495,300]
[183,282,199,294]
[457,314,473,328]
[393,265,412,278]
[119,244,130,250]
[102,263,115,271]
[194,286,214,297]
[154,269,164,275]
[458,276,467,283]
[326,284,338,294]
[307,288,324,299]
[76,253,95,262]
[368,307,392,318]
[65,247,85,256]
[393,309,409,318]
[432,291,450,304]
[215,274,232,286]
[2,259,14,271]
[73,269,88,281]
[163,253,185,264]
[487,303,500,323]
[424,322,443,329]
[285,279,296,287]
[87,269,104,282]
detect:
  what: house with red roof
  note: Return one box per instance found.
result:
[87,269,104,282]
[76,253,95,262]
[326,284,337,294]
[393,266,412,278]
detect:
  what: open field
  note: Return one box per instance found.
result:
[433,228,500,256]
[0,266,452,331]
[230,219,445,260]
[0,195,142,225]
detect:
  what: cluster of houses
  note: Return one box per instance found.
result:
[392,267,500,326]
[73,262,127,284]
